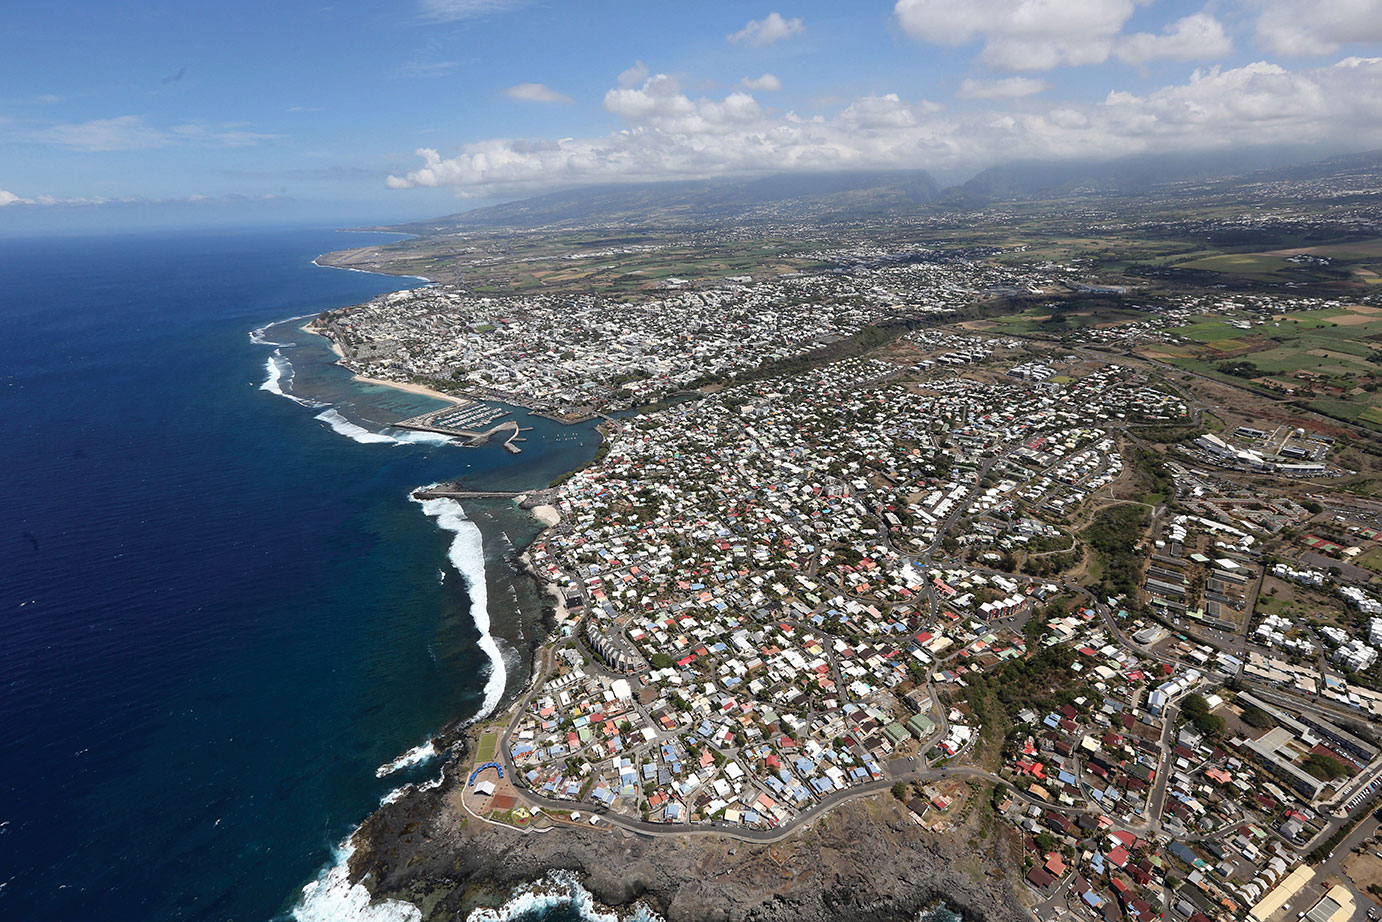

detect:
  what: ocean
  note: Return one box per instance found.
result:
[0,227,599,922]
[0,226,966,922]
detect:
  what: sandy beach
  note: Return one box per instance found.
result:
[530,504,561,527]
[301,321,465,406]
[351,374,465,405]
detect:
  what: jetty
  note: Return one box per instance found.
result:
[395,398,533,452]
[413,486,524,501]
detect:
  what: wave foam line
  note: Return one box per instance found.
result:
[249,326,281,346]
[311,256,432,284]
[468,871,663,922]
[389,429,458,446]
[291,838,421,922]
[261,351,328,408]
[313,409,457,446]
[413,494,506,721]
[249,312,318,346]
[314,408,402,444]
[375,741,437,779]
[260,352,287,394]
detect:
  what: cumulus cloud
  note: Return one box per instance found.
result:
[0,189,25,206]
[384,58,1382,197]
[502,82,573,103]
[728,12,804,47]
[1118,12,1232,65]
[894,0,1137,70]
[1254,0,1382,56]
[955,76,1048,99]
[741,73,783,92]
[618,61,650,89]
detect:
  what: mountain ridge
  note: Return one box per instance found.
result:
[388,148,1382,234]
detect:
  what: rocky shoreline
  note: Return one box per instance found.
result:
[332,484,1029,922]
[323,396,1028,922]
[346,752,1026,922]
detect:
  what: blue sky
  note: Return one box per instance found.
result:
[3,0,1382,229]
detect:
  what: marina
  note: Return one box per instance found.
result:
[395,398,533,452]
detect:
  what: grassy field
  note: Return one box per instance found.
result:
[1145,305,1382,428]
[974,305,1145,335]
[1174,318,1259,343]
[1357,547,1382,575]
[1174,253,1294,276]
[474,729,498,764]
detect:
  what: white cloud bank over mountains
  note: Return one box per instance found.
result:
[387,56,1382,197]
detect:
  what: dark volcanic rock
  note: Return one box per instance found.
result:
[347,767,1026,922]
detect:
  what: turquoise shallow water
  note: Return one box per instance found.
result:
[0,227,596,922]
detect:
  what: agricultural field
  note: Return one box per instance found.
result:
[1141,305,1382,429]
[967,304,1146,336]
[1162,236,1382,287]
[1173,253,1295,277]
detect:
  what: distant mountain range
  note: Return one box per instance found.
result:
[391,148,1382,233]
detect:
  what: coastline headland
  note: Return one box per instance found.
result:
[327,490,1021,922]
[292,260,1025,922]
[347,724,1022,922]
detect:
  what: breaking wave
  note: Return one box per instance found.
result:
[313,409,457,446]
[311,256,431,284]
[290,838,421,922]
[413,494,506,721]
[375,741,437,779]
[314,408,400,444]
[468,871,663,922]
[249,312,316,346]
[259,350,327,409]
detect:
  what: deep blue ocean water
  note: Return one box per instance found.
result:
[0,227,599,922]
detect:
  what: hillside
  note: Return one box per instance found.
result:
[391,170,941,233]
[385,149,1382,234]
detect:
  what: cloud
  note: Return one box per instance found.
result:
[383,58,1382,197]
[618,61,650,89]
[741,73,783,92]
[399,60,462,77]
[502,82,573,103]
[1254,0,1382,56]
[894,0,1137,70]
[168,123,278,147]
[955,76,1048,99]
[728,12,804,47]
[0,190,289,209]
[1118,12,1232,65]
[35,115,170,151]
[32,115,277,151]
[417,0,525,22]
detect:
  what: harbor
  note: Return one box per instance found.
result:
[395,398,533,452]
